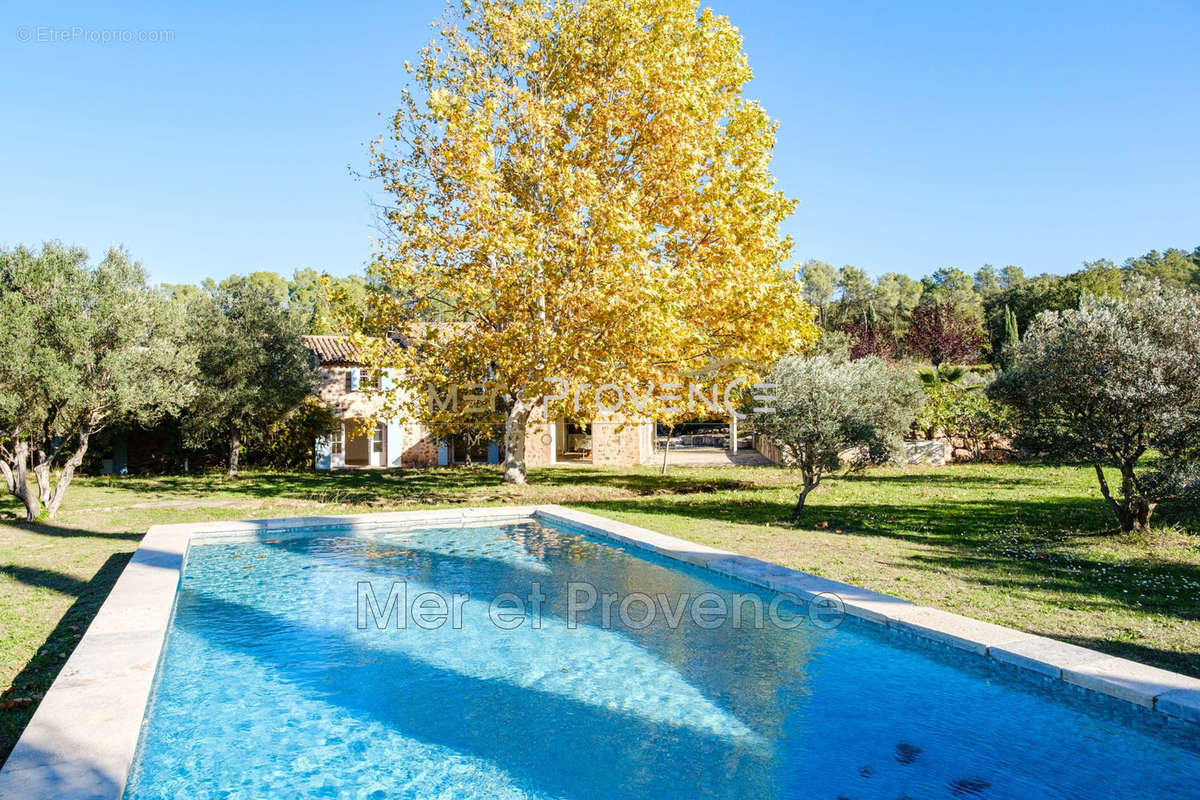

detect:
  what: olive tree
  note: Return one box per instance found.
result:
[0,244,194,520]
[753,355,923,520]
[181,277,318,477]
[992,280,1200,533]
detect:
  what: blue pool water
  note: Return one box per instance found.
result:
[123,520,1200,799]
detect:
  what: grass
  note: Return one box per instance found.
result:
[2,461,1198,762]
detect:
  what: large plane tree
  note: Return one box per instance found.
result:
[363,0,817,484]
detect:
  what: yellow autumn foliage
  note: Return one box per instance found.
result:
[362,0,818,482]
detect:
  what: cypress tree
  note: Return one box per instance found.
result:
[1001,305,1019,367]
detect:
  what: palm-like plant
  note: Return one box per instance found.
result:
[917,364,974,391]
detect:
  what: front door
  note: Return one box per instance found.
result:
[369,423,385,467]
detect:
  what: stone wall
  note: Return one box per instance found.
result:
[591,420,652,466]
[514,407,653,468]
[903,440,948,466]
[523,416,555,467]
[755,435,955,467]
[394,426,438,467]
[754,434,787,465]
[316,366,386,418]
[909,431,1018,463]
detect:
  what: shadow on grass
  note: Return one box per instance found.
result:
[63,466,759,507]
[0,550,132,764]
[839,471,1060,488]
[0,522,141,541]
[0,565,94,597]
[574,492,1116,545]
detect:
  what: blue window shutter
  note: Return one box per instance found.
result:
[381,369,394,391]
[314,436,331,470]
[487,441,500,464]
[437,440,449,466]
[350,368,361,391]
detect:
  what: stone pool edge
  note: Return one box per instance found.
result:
[1,504,1197,799]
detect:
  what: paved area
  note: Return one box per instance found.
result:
[644,447,771,467]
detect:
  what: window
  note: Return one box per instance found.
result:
[346,369,381,392]
[330,427,344,455]
[372,424,385,454]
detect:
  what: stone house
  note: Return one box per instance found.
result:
[303,336,654,470]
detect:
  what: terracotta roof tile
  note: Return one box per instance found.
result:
[302,335,408,365]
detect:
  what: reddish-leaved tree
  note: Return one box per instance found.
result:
[903,301,986,366]
[840,321,899,361]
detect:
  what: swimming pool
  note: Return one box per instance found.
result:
[116,513,1200,800]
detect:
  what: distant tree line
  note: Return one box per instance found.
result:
[6,240,1199,535]
[776,247,1200,534]
[801,246,1200,366]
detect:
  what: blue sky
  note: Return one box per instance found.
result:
[2,0,1197,285]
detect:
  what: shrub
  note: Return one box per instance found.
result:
[241,396,339,470]
[753,355,923,520]
[991,279,1200,532]
[916,383,1014,459]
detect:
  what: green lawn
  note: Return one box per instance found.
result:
[2,462,1198,761]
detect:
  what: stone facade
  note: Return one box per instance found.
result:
[523,414,555,467]
[304,336,653,470]
[523,411,652,467]
[591,419,654,466]
[305,338,439,470]
[388,422,440,468]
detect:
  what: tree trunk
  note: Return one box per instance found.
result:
[1128,496,1155,534]
[1094,462,1156,533]
[44,425,92,519]
[0,459,14,498]
[2,439,42,522]
[32,448,52,506]
[502,399,532,484]
[228,430,241,478]
[659,425,673,476]
[31,411,60,506]
[791,471,820,521]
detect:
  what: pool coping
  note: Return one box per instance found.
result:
[2,504,1198,798]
